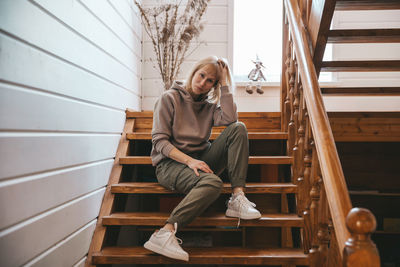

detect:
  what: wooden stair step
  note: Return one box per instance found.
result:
[127,131,288,140]
[92,247,309,265]
[321,87,400,95]
[335,0,400,10]
[102,212,304,227]
[119,156,293,165]
[328,29,400,43]
[320,60,400,72]
[111,182,298,194]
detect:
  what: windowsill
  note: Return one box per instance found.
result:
[235,81,280,89]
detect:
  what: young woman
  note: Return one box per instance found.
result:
[144,56,261,261]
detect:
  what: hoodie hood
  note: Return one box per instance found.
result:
[170,81,209,103]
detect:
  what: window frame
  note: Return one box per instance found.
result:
[227,0,337,87]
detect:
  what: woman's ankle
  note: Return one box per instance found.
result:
[162,223,175,232]
[232,187,244,195]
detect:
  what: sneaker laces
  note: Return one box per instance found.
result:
[168,222,183,247]
[231,193,257,227]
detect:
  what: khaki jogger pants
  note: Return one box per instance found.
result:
[155,122,249,228]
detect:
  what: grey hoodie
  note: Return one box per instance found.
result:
[150,81,238,166]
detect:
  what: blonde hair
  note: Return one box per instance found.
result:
[185,56,234,103]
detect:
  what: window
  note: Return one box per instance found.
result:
[230,0,332,83]
[232,0,283,82]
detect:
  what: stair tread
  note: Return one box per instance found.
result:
[320,60,400,72]
[111,182,297,194]
[320,86,400,95]
[102,212,304,227]
[119,156,293,165]
[335,0,400,10]
[127,131,288,140]
[328,29,400,43]
[92,247,309,265]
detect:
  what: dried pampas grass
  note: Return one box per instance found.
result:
[135,0,209,90]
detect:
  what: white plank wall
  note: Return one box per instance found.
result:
[0,0,142,266]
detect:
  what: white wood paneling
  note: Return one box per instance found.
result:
[80,0,142,57]
[0,33,140,110]
[324,96,400,111]
[0,83,125,133]
[24,220,96,267]
[0,134,120,180]
[0,189,104,267]
[143,42,228,63]
[203,6,228,24]
[235,96,280,112]
[142,79,166,97]
[0,0,137,92]
[142,96,159,111]
[143,61,194,80]
[333,10,400,29]
[333,43,400,60]
[108,0,141,32]
[33,0,140,75]
[0,0,141,263]
[144,0,228,7]
[73,257,87,267]
[143,24,228,43]
[0,160,112,229]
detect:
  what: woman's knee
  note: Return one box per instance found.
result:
[227,121,247,136]
[198,174,223,192]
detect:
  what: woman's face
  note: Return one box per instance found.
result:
[191,64,217,96]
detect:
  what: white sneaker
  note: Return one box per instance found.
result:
[144,222,189,261]
[225,192,262,220]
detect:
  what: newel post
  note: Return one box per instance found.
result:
[343,208,380,267]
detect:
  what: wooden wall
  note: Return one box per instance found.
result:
[0,0,142,266]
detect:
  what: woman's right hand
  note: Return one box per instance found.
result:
[187,158,213,176]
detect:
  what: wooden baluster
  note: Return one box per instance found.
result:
[287,47,296,159]
[284,37,292,131]
[303,113,312,207]
[296,106,308,215]
[301,109,313,253]
[327,218,341,267]
[316,174,330,267]
[308,135,321,266]
[303,209,312,254]
[292,72,301,156]
[343,208,381,267]
[281,10,289,132]
[292,69,302,188]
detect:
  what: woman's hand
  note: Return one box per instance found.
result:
[168,147,213,176]
[217,58,229,87]
[187,158,214,176]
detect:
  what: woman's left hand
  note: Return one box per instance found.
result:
[218,58,228,87]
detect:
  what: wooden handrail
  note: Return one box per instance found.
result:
[284,0,352,256]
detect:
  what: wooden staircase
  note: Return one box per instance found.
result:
[309,2,400,264]
[84,0,400,266]
[310,0,400,96]
[281,0,399,266]
[86,111,310,266]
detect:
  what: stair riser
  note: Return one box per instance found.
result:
[92,256,309,265]
[111,187,297,194]
[102,219,304,227]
